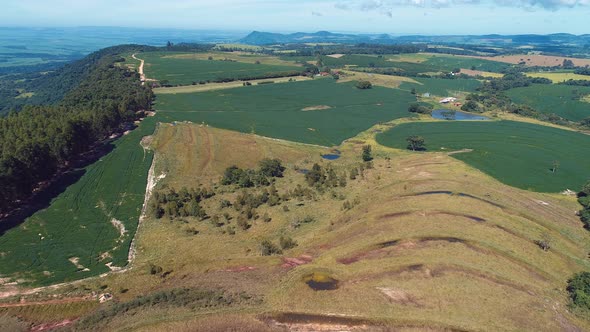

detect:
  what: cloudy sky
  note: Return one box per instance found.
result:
[1,0,588,35]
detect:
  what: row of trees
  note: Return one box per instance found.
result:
[566,182,590,311]
[0,46,154,214]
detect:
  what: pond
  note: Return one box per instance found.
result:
[432,109,489,121]
[321,154,341,160]
[303,272,339,291]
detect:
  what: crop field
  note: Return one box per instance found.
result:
[142,52,302,85]
[526,71,590,82]
[155,79,416,146]
[57,124,590,331]
[506,84,590,121]
[376,120,590,192]
[399,77,482,96]
[460,54,590,67]
[0,117,157,286]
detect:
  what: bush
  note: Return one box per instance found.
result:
[260,240,282,256]
[408,103,433,114]
[279,236,298,250]
[362,145,373,162]
[568,272,590,310]
[355,80,372,89]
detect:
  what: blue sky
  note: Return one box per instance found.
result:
[1,0,589,35]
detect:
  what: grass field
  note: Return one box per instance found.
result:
[155,79,417,146]
[399,77,482,96]
[142,52,302,85]
[526,72,590,83]
[0,117,157,286]
[506,84,590,121]
[376,120,590,192]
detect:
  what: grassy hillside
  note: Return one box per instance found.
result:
[22,123,587,331]
[376,120,590,192]
[506,84,590,121]
[142,52,302,85]
[155,79,416,146]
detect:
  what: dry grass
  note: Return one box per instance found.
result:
[459,54,590,67]
[337,70,419,89]
[154,76,311,94]
[9,121,590,331]
[526,72,590,83]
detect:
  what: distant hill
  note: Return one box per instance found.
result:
[240,31,395,45]
[240,31,590,49]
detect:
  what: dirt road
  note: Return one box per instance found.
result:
[131,53,146,83]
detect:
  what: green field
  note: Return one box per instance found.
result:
[142,52,302,85]
[399,77,482,96]
[282,54,509,74]
[376,120,590,192]
[0,117,156,286]
[155,79,416,146]
[420,55,509,73]
[506,84,590,121]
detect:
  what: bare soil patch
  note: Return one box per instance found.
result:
[458,54,590,67]
[301,105,332,112]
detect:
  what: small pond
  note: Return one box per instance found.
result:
[432,109,489,121]
[303,272,339,291]
[321,154,341,160]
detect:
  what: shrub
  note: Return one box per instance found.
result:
[568,272,590,310]
[260,240,282,256]
[362,145,373,162]
[355,80,372,89]
[279,236,298,250]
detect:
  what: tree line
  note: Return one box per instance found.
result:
[0,45,154,214]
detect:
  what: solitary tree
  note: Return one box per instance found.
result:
[355,80,372,89]
[362,145,373,162]
[552,160,560,173]
[406,136,426,151]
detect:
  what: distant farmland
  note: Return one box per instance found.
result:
[376,120,590,192]
[0,117,156,286]
[156,79,416,146]
[506,84,590,121]
[142,52,302,85]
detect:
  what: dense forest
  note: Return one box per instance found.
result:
[0,45,154,214]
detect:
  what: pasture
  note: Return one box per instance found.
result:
[142,52,302,85]
[155,79,416,146]
[506,84,590,121]
[525,72,590,83]
[61,124,590,331]
[376,120,590,192]
[0,117,156,286]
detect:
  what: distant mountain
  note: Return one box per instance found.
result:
[240,31,590,48]
[240,31,394,45]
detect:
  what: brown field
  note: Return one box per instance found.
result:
[154,75,311,94]
[459,68,504,78]
[459,54,590,67]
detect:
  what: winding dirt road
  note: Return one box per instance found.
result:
[131,53,146,83]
